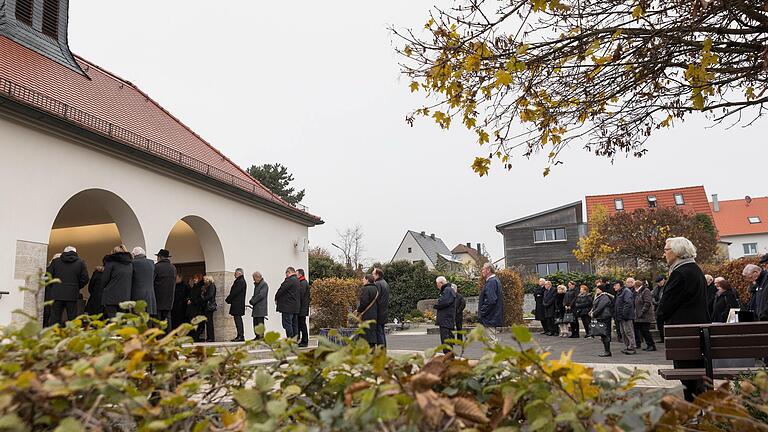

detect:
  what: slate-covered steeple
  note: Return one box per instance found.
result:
[0,0,84,73]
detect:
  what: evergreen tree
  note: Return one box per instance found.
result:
[246,163,305,205]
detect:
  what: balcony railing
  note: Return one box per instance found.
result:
[0,77,309,214]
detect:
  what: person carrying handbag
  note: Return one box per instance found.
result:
[590,286,615,357]
[201,275,217,342]
[356,274,380,347]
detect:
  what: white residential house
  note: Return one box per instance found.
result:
[710,195,768,259]
[391,231,462,272]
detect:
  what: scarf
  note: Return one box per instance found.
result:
[669,257,696,274]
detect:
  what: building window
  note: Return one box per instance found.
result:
[744,243,758,255]
[407,247,412,253]
[748,216,762,224]
[534,228,567,243]
[647,195,657,208]
[674,193,685,205]
[537,262,569,276]
[614,198,624,211]
[15,0,33,26]
[42,0,59,38]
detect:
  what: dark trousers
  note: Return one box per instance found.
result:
[50,300,77,325]
[455,321,463,341]
[203,312,215,342]
[157,309,171,327]
[634,322,655,348]
[233,315,244,339]
[282,313,296,338]
[439,326,454,353]
[673,359,706,402]
[544,317,556,334]
[298,315,309,345]
[599,319,612,353]
[376,323,387,347]
[579,315,591,336]
[614,317,622,340]
[569,315,580,336]
[656,316,665,342]
[253,316,265,338]
[43,303,52,326]
[104,304,119,319]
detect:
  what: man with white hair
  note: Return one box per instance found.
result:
[433,276,457,352]
[131,247,158,316]
[534,278,547,334]
[226,268,247,342]
[743,263,768,321]
[478,263,504,343]
[47,246,89,325]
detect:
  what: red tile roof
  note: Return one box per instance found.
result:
[710,197,768,237]
[451,244,482,262]
[0,36,320,223]
[585,185,713,221]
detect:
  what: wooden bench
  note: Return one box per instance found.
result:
[659,321,768,382]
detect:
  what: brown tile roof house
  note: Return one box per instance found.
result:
[0,35,320,225]
[585,185,713,221]
[451,243,482,263]
[710,196,768,237]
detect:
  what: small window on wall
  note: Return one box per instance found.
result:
[744,243,758,255]
[407,247,412,253]
[674,193,685,205]
[536,262,569,276]
[647,195,657,208]
[614,199,624,211]
[15,0,33,26]
[42,0,59,38]
[534,228,567,243]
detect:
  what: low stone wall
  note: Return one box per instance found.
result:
[416,296,479,314]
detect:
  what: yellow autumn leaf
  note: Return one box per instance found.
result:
[409,81,419,93]
[471,157,491,177]
[494,70,513,87]
[403,45,413,57]
[631,5,644,19]
[476,128,490,144]
[116,327,139,338]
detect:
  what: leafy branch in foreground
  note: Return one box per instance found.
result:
[393,0,768,176]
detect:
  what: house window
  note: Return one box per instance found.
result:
[536,262,569,276]
[42,0,59,38]
[647,195,657,208]
[744,243,758,255]
[407,247,412,253]
[674,193,685,205]
[614,198,624,211]
[748,216,762,224]
[15,0,33,26]
[534,228,567,243]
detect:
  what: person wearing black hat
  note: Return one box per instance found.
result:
[651,275,667,342]
[154,249,177,326]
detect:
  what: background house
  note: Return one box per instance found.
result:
[585,185,713,220]
[391,231,462,272]
[496,201,588,277]
[451,243,487,276]
[710,195,768,259]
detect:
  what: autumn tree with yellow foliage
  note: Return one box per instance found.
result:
[393,0,768,176]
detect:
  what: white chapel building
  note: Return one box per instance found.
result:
[0,0,322,338]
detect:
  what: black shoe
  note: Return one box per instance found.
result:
[568,334,579,338]
[621,349,636,355]
[230,337,245,342]
[598,352,612,357]
[643,346,657,352]
[298,343,309,348]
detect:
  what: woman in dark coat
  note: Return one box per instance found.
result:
[187,275,204,341]
[656,237,710,402]
[171,273,189,331]
[573,285,593,337]
[590,287,614,357]
[200,276,217,342]
[356,275,380,347]
[84,264,105,315]
[711,277,740,323]
[633,282,656,351]
[555,285,567,337]
[101,246,134,318]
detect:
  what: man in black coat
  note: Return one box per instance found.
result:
[373,268,390,347]
[563,281,579,338]
[131,247,157,316]
[296,269,310,347]
[48,246,89,325]
[170,273,189,330]
[743,264,768,321]
[249,271,269,339]
[153,249,176,326]
[101,247,133,318]
[275,267,300,338]
[357,275,380,347]
[433,276,457,353]
[534,278,546,334]
[651,275,667,342]
[542,281,557,336]
[225,268,247,342]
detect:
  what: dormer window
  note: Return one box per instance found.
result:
[647,195,657,208]
[15,0,33,26]
[674,193,685,205]
[614,198,624,211]
[749,216,762,224]
[42,0,60,38]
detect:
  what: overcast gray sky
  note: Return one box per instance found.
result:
[68,1,764,265]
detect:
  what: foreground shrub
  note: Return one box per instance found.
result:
[310,277,360,330]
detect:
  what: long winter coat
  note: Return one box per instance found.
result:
[48,251,89,301]
[101,252,133,306]
[131,255,158,316]
[187,281,204,319]
[298,276,311,317]
[555,292,566,319]
[275,275,300,314]
[533,285,546,320]
[573,293,593,317]
[226,275,247,317]
[633,286,654,323]
[153,258,176,311]
[171,281,189,328]
[455,292,466,325]
[748,270,768,321]
[249,280,269,318]
[711,289,740,323]
[542,287,557,319]
[614,286,636,321]
[433,284,456,328]
[479,275,504,327]
[563,287,578,310]
[357,283,379,345]
[375,278,390,325]
[591,292,614,320]
[201,282,217,313]
[657,261,710,325]
[84,268,104,314]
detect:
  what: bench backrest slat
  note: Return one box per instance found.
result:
[666,346,768,361]
[663,322,768,361]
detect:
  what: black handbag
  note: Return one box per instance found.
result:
[206,299,217,313]
[589,321,608,337]
[562,312,575,324]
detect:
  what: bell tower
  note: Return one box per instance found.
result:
[0,0,84,73]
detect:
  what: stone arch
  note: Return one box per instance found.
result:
[163,215,225,273]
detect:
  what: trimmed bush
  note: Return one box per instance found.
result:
[310,277,360,330]
[477,269,525,325]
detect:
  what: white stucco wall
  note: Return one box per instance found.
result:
[0,114,311,338]
[722,233,768,259]
[391,232,435,269]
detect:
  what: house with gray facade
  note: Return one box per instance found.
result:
[391,230,462,272]
[495,201,590,276]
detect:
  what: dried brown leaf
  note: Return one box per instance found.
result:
[453,397,489,424]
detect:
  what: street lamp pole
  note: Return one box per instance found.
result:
[331,242,352,269]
